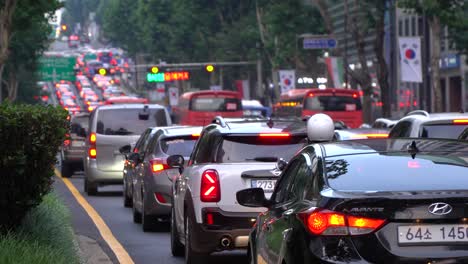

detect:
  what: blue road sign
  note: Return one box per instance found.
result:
[303,38,337,49]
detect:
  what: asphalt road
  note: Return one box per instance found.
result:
[54,171,248,264]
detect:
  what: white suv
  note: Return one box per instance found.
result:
[167,117,307,263]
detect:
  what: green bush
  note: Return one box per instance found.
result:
[0,103,68,232]
[0,193,79,264]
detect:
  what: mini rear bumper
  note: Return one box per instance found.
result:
[190,208,258,253]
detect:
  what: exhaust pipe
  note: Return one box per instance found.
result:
[220,236,232,248]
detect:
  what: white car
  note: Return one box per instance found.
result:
[167,117,308,263]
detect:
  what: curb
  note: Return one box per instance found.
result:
[75,234,113,264]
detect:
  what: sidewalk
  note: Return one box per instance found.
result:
[76,234,113,264]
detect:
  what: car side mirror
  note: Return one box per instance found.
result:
[236,188,269,208]
[167,154,184,174]
[276,158,288,171]
[119,144,132,154]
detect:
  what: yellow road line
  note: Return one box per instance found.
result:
[55,168,134,264]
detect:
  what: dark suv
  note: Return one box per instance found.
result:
[61,113,89,177]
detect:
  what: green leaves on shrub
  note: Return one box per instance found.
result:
[0,103,69,232]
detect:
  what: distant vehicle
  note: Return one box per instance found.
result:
[85,60,103,78]
[83,104,172,195]
[105,96,148,105]
[168,117,308,262]
[388,110,468,139]
[273,88,363,128]
[125,126,202,231]
[237,136,468,264]
[61,113,89,178]
[68,35,80,48]
[242,100,271,117]
[172,90,243,126]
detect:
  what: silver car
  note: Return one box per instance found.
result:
[83,104,171,195]
[131,126,202,231]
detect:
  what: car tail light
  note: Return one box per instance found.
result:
[205,212,214,225]
[154,193,167,203]
[299,209,385,236]
[88,148,97,158]
[350,133,388,139]
[453,119,468,125]
[89,133,96,143]
[192,133,200,138]
[149,158,168,173]
[200,169,220,202]
[258,133,290,138]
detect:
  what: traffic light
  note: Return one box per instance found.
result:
[61,24,67,31]
[98,68,107,76]
[205,64,214,72]
[149,66,159,74]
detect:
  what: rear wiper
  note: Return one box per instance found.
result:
[108,128,133,135]
[246,156,278,162]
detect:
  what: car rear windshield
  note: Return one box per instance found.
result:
[96,108,168,135]
[326,152,468,192]
[304,95,362,111]
[421,124,467,139]
[190,97,241,112]
[215,136,306,163]
[160,136,196,156]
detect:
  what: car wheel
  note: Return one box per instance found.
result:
[184,213,203,264]
[141,193,156,232]
[123,178,132,207]
[171,206,184,257]
[85,178,98,195]
[61,161,73,178]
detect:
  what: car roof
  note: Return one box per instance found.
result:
[210,118,306,135]
[95,103,165,110]
[319,138,468,158]
[160,126,203,137]
[402,111,468,122]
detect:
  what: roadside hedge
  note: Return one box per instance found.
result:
[0,103,68,232]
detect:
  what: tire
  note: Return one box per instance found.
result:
[123,178,132,207]
[61,161,73,178]
[171,206,184,257]
[184,213,204,264]
[85,178,98,196]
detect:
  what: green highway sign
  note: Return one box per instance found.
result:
[38,56,76,82]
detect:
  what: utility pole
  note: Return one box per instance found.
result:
[256,42,263,102]
[344,0,349,88]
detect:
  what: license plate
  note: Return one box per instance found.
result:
[398,224,468,244]
[251,180,276,192]
[71,141,85,147]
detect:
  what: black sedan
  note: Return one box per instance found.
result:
[237,138,468,263]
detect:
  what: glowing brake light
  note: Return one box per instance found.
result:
[88,148,97,158]
[453,119,468,125]
[149,159,168,173]
[352,93,358,98]
[299,209,385,236]
[192,133,200,138]
[89,133,97,143]
[200,170,220,202]
[350,133,388,139]
[259,133,290,138]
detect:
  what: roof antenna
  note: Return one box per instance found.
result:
[407,140,419,159]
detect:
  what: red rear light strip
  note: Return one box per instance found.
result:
[200,169,220,203]
[258,133,290,137]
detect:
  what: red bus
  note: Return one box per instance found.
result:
[273,88,363,128]
[172,90,243,126]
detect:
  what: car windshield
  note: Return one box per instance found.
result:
[326,152,468,192]
[304,95,362,111]
[421,124,467,139]
[190,97,241,112]
[215,136,306,163]
[96,108,168,135]
[160,137,197,156]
